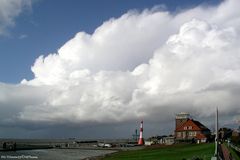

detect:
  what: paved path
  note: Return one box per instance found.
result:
[221,144,232,160]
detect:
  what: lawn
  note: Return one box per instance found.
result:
[224,143,240,160]
[103,143,214,160]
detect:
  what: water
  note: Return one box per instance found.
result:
[0,149,115,160]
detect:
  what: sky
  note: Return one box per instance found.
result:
[1,0,240,139]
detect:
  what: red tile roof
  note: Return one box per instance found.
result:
[196,133,207,139]
[175,119,209,132]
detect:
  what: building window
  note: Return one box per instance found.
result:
[188,131,196,137]
[189,132,192,136]
[177,132,181,137]
[184,126,187,130]
[188,126,192,130]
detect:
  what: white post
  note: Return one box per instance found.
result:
[215,107,219,158]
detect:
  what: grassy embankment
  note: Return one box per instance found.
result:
[224,143,240,160]
[102,143,214,160]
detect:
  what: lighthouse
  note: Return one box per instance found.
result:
[138,120,144,145]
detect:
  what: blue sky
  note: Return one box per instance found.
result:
[0,0,222,83]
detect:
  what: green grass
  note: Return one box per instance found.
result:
[224,143,240,160]
[103,143,214,160]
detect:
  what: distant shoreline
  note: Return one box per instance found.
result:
[0,138,139,151]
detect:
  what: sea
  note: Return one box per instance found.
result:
[0,149,116,160]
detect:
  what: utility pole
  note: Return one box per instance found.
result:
[132,129,139,141]
[212,107,219,160]
[215,107,219,159]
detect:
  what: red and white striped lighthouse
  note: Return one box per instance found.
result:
[138,120,144,145]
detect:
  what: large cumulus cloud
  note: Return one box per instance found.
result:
[1,0,240,136]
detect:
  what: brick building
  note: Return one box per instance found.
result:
[175,112,211,143]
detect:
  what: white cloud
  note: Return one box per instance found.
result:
[0,0,31,36]
[19,34,28,39]
[1,0,240,135]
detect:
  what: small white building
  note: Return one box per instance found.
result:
[163,136,175,145]
[144,140,154,146]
